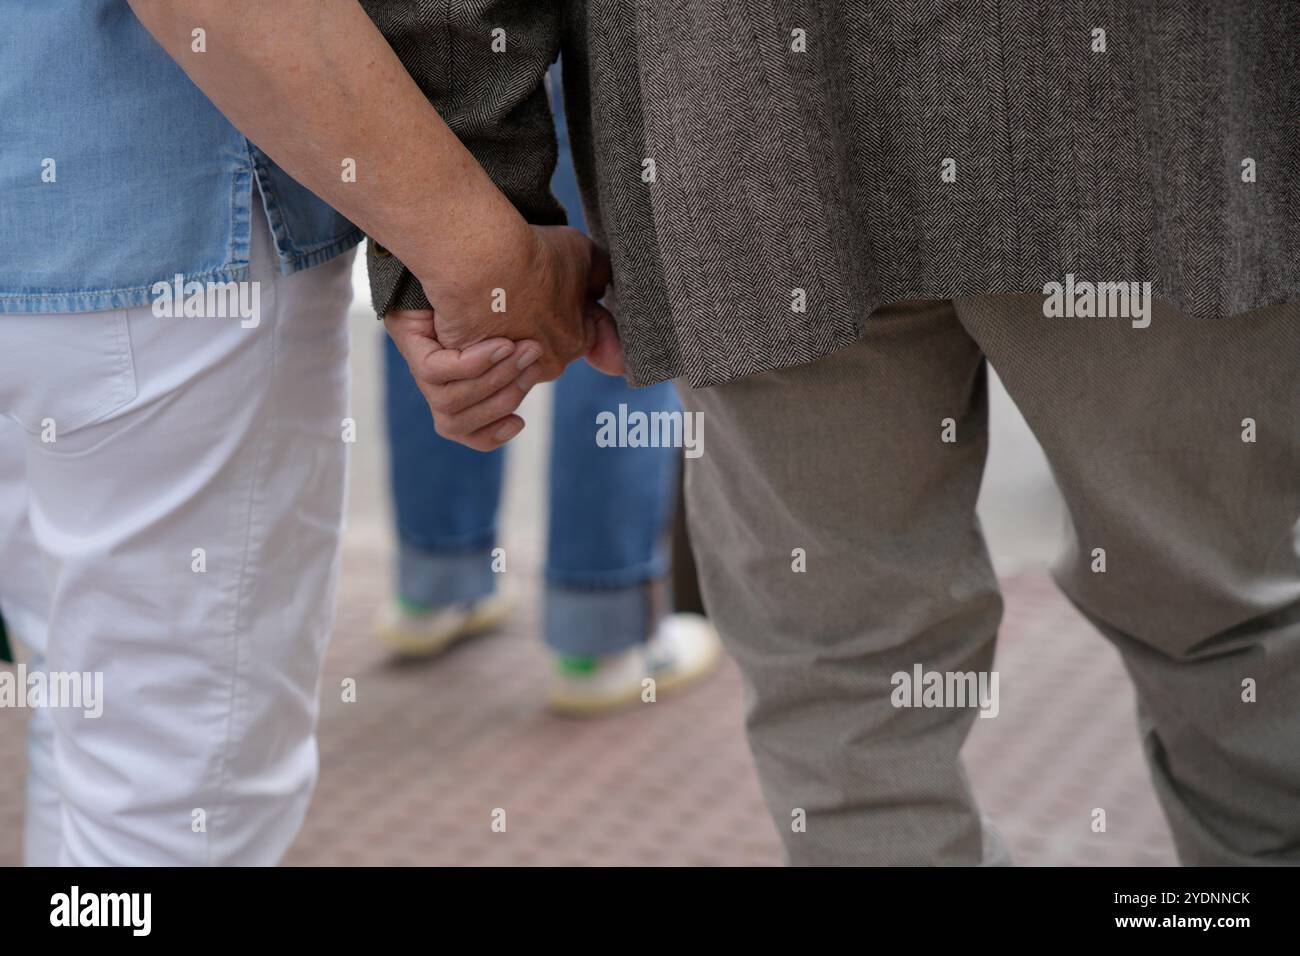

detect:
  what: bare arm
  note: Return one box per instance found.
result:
[126,0,534,305]
[128,0,622,452]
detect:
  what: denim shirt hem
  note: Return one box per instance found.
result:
[251,144,365,277]
[277,230,365,275]
[0,265,252,315]
[0,230,361,316]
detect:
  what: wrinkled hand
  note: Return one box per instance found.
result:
[425,224,623,383]
[385,315,538,451]
[385,307,626,452]
[388,224,627,451]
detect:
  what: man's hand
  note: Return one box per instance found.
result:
[125,0,622,393]
[424,224,622,383]
[385,312,543,451]
[124,0,582,366]
[386,292,627,451]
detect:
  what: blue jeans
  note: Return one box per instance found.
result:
[382,62,680,657]
[385,344,679,656]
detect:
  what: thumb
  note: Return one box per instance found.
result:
[585,310,626,377]
[587,242,613,299]
[383,309,440,368]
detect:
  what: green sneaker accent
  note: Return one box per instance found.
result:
[556,655,597,676]
[397,595,435,616]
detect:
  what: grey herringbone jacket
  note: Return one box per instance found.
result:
[364,1,1299,388]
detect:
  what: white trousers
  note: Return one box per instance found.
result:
[0,206,354,864]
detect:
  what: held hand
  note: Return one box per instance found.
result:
[425,225,620,381]
[386,301,627,452]
[385,310,546,452]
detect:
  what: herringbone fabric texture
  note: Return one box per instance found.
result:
[365,1,1300,388]
[359,0,567,315]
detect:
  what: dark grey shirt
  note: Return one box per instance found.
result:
[366,1,1300,388]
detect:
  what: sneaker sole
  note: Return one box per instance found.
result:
[546,632,723,717]
[378,597,512,658]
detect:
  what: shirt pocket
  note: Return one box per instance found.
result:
[0,309,138,440]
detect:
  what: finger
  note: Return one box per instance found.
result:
[585,308,626,376]
[383,309,439,368]
[456,414,526,453]
[384,308,436,333]
[587,243,613,299]
[437,367,541,438]
[426,342,540,414]
[414,336,519,385]
[565,296,608,369]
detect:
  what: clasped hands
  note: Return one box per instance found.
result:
[385,224,624,451]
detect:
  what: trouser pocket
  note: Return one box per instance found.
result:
[0,310,137,440]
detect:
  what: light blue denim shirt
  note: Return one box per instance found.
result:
[0,0,362,314]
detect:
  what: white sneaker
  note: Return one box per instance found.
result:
[645,612,723,696]
[374,593,512,658]
[547,612,722,716]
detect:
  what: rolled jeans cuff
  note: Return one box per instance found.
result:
[544,583,653,658]
[397,540,496,610]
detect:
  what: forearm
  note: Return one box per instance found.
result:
[126,0,534,299]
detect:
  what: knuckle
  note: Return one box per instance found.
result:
[416,360,448,386]
[488,394,521,421]
[426,391,455,415]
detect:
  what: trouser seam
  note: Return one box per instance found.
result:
[209,236,279,867]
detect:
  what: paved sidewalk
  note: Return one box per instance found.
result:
[0,543,1177,866]
[277,536,1176,866]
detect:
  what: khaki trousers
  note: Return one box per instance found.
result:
[678,295,1299,865]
